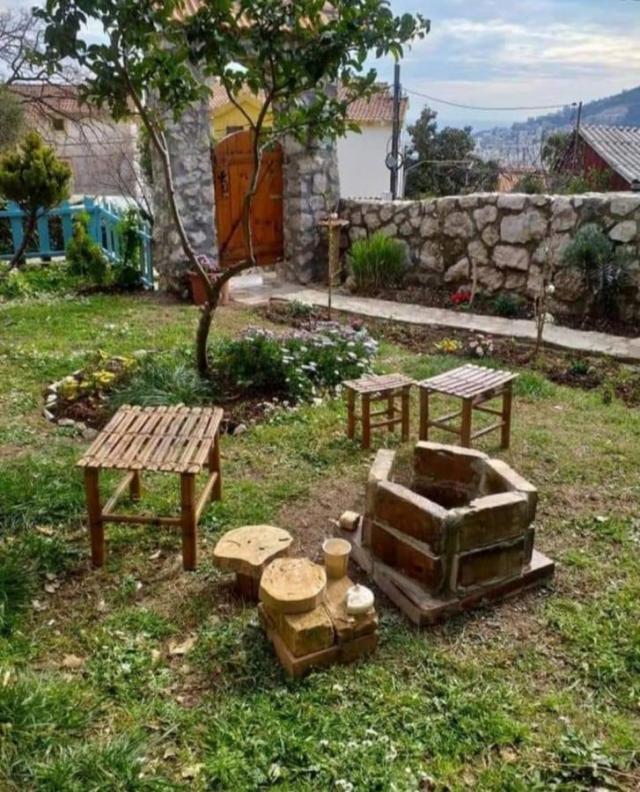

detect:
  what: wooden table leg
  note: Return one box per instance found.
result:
[501,385,513,449]
[129,471,141,501]
[85,467,104,567]
[210,432,222,501]
[361,393,371,449]
[180,473,197,571]
[401,386,410,442]
[346,388,356,440]
[387,393,394,433]
[461,398,473,448]
[419,388,429,441]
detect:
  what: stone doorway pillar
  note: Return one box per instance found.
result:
[280,135,340,284]
[151,95,218,294]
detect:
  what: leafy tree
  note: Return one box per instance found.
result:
[541,131,571,172]
[0,87,24,151]
[37,0,428,375]
[0,131,71,267]
[404,105,497,197]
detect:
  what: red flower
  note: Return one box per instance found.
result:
[450,290,471,306]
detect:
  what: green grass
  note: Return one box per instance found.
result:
[0,292,639,789]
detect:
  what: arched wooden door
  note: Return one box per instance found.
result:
[212,130,284,268]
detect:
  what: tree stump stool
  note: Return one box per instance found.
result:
[417,364,518,449]
[343,373,414,449]
[77,405,223,571]
[213,525,293,599]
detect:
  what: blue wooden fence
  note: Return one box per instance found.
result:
[0,197,154,288]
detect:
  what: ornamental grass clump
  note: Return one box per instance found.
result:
[348,232,408,293]
[211,324,378,403]
[561,223,630,318]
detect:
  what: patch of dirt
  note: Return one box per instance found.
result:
[275,469,366,561]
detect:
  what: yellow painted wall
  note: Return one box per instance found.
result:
[211,96,273,140]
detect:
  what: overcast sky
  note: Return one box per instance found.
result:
[377,0,640,129]
[6,0,640,131]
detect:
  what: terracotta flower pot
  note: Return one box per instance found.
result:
[188,271,230,306]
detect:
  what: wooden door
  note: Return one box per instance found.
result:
[213,130,284,267]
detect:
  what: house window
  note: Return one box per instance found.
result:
[51,117,65,132]
[226,125,243,135]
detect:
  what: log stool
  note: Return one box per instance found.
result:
[343,373,414,449]
[213,525,293,599]
[77,405,223,571]
[417,364,518,449]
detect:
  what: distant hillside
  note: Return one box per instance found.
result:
[474,85,640,167]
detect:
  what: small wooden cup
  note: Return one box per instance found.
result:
[323,538,351,579]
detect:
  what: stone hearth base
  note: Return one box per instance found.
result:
[338,520,555,626]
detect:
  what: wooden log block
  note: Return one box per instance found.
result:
[213,525,292,582]
[260,558,326,614]
[262,603,335,657]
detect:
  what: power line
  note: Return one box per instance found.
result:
[404,88,575,113]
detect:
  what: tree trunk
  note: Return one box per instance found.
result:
[10,211,36,268]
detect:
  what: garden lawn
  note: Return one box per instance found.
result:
[0,292,638,791]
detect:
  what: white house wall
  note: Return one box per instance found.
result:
[337,125,403,199]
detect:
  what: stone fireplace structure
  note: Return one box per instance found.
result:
[338,442,554,625]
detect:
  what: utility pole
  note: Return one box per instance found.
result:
[389,62,401,199]
[572,100,583,171]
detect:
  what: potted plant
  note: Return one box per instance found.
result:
[188,254,230,306]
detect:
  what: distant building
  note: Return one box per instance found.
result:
[562,125,640,191]
[8,83,143,200]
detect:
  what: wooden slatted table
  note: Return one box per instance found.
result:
[343,373,414,449]
[77,405,223,571]
[417,365,518,449]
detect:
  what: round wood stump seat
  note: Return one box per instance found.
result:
[260,558,327,614]
[213,525,293,599]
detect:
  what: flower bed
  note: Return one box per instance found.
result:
[211,323,378,404]
[43,350,144,432]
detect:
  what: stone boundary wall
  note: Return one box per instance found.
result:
[339,193,640,322]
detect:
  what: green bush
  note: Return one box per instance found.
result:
[561,223,630,316]
[0,261,80,300]
[66,212,108,286]
[211,325,378,402]
[514,173,545,194]
[491,292,526,318]
[347,232,408,293]
[114,208,144,289]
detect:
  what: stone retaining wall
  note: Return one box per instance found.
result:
[340,193,640,322]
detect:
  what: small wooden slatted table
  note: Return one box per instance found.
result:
[77,405,223,571]
[343,373,414,449]
[417,364,518,449]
